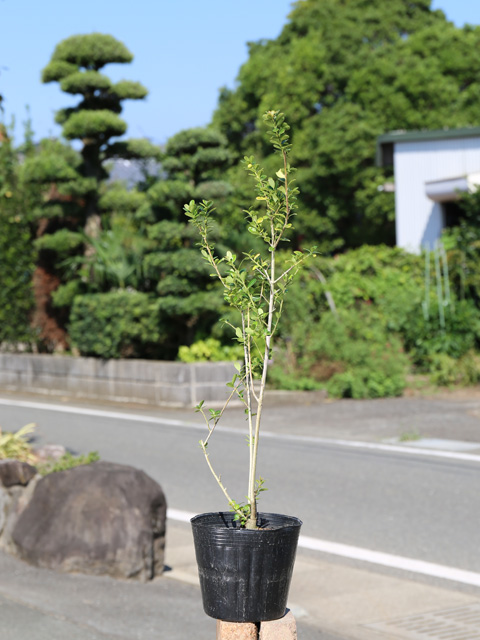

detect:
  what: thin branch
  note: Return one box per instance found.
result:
[200,442,242,517]
[204,242,226,285]
[200,381,245,448]
[273,255,307,284]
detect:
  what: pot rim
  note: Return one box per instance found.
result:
[190,511,303,531]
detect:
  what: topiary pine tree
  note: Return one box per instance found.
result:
[138,127,233,350]
[22,34,161,350]
[41,32,159,235]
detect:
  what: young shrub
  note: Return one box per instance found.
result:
[185,111,315,529]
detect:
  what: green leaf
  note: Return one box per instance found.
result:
[195,400,205,412]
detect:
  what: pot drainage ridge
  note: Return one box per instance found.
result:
[365,603,480,639]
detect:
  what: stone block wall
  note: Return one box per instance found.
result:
[0,354,236,408]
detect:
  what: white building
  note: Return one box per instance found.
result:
[377,127,480,252]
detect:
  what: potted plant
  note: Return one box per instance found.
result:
[184,110,316,623]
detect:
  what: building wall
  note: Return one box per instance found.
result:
[394,137,480,252]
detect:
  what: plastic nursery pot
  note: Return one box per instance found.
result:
[191,511,302,623]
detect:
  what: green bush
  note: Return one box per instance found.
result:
[277,245,423,358]
[267,367,322,391]
[315,310,408,399]
[270,243,480,396]
[178,338,243,363]
[313,246,424,330]
[402,299,480,366]
[326,367,406,399]
[429,350,480,387]
[69,291,165,359]
[270,306,408,398]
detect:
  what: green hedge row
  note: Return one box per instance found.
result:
[69,291,165,359]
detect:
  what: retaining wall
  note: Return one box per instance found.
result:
[0,354,236,407]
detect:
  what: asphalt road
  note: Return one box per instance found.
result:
[1,394,479,576]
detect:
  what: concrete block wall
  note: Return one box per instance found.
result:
[0,354,237,408]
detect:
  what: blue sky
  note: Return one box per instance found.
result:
[1,0,479,145]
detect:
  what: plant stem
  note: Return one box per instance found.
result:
[245,153,282,529]
[200,442,242,518]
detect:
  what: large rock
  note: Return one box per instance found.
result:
[11,461,167,581]
[0,459,37,487]
[0,486,10,538]
[0,476,41,553]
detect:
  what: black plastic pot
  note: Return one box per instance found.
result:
[190,511,302,623]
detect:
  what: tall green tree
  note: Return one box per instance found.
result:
[22,33,160,350]
[213,0,480,251]
[0,123,37,346]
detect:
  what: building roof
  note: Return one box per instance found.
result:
[378,126,480,145]
[376,126,480,166]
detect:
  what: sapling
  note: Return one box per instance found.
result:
[184,110,315,530]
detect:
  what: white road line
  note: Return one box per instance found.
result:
[168,508,195,523]
[0,398,200,428]
[297,536,480,588]
[1,397,480,463]
[167,508,480,588]
[260,431,480,463]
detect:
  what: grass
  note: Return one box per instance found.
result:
[399,430,422,442]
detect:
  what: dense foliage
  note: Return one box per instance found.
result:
[213,0,480,251]
[3,10,480,398]
[0,124,37,346]
[21,33,161,350]
[268,242,480,396]
[69,291,164,359]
